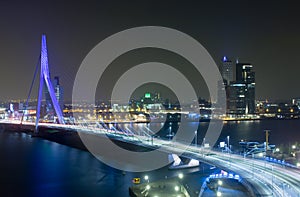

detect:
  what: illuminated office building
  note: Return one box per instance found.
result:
[236,63,255,114]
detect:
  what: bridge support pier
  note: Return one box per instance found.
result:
[168,154,200,169]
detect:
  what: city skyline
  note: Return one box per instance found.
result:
[0,1,300,101]
[1,2,300,197]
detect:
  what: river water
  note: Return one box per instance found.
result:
[127,119,300,150]
[1,119,299,196]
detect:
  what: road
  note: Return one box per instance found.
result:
[2,120,300,196]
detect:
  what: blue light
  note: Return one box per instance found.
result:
[36,35,65,129]
[223,56,228,62]
[232,83,246,87]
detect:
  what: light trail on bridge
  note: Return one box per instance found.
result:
[1,119,300,196]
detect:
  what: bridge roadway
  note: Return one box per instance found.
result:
[1,120,300,197]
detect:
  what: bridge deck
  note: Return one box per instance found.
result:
[1,121,300,196]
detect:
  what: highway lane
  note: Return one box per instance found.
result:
[210,152,300,196]
[132,136,299,197]
[185,147,300,196]
[2,120,300,196]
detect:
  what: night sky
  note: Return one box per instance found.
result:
[0,1,299,102]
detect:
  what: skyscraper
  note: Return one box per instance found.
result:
[220,56,234,85]
[227,83,246,114]
[217,56,234,110]
[236,63,255,83]
[219,57,256,115]
[53,76,64,111]
[236,63,255,114]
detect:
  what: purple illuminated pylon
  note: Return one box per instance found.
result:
[35,35,65,130]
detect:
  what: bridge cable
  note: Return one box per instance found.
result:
[21,54,41,125]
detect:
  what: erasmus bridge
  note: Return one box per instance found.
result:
[1,35,300,197]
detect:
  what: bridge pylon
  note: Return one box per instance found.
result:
[35,35,65,131]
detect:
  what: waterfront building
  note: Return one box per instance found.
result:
[218,56,234,112]
[217,79,226,109]
[141,92,164,111]
[263,102,299,119]
[53,76,64,111]
[219,59,256,115]
[227,83,246,115]
[220,56,234,85]
[236,63,256,114]
[292,98,300,109]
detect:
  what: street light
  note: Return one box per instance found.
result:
[217,191,222,196]
[282,182,287,196]
[174,185,180,192]
[252,153,254,178]
[146,185,151,190]
[218,180,223,186]
[178,173,184,179]
[271,164,274,195]
[144,175,149,183]
[202,137,206,156]
[227,136,231,166]
[264,130,270,154]
[195,130,198,147]
[227,136,230,153]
